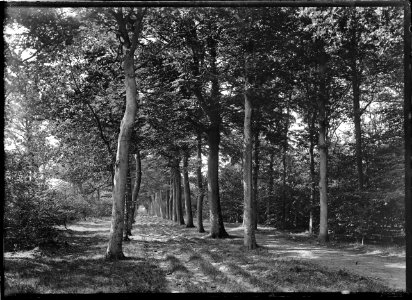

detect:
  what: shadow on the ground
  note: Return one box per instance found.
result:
[5,256,168,294]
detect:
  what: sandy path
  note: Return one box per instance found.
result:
[133,214,405,291]
[224,224,405,291]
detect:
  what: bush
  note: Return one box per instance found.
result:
[4,186,60,251]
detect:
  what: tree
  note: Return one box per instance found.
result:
[243,38,257,249]
[106,7,146,260]
[183,149,195,227]
[196,131,206,232]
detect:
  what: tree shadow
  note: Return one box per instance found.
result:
[5,256,168,294]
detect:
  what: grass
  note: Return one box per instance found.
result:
[4,216,399,294]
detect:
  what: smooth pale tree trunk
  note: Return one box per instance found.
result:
[124,166,132,241]
[131,151,142,224]
[308,113,316,235]
[172,173,177,222]
[281,145,287,229]
[166,189,170,219]
[318,58,329,243]
[281,104,290,230]
[243,50,257,249]
[106,8,144,260]
[106,51,137,260]
[156,192,161,217]
[176,167,185,225]
[183,151,195,227]
[252,129,260,230]
[161,190,166,219]
[267,151,274,222]
[403,1,412,291]
[169,179,173,220]
[196,132,205,233]
[150,195,155,216]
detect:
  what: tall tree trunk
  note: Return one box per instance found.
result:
[318,57,329,243]
[352,60,364,191]
[172,173,177,222]
[166,188,170,219]
[183,151,195,227]
[350,13,364,191]
[196,131,205,233]
[172,160,185,225]
[309,113,316,235]
[124,166,133,241]
[106,8,144,260]
[281,104,290,230]
[169,178,174,220]
[176,166,185,225]
[243,48,257,249]
[157,192,163,218]
[131,151,142,224]
[252,129,260,230]
[106,51,137,260]
[267,151,274,222]
[206,33,228,239]
[403,1,412,291]
[207,126,228,238]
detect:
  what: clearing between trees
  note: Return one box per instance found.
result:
[4,213,405,294]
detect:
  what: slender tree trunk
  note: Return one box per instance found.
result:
[166,188,170,219]
[106,8,145,259]
[352,61,364,191]
[172,173,177,222]
[183,151,195,227]
[150,195,154,216]
[318,59,329,243]
[243,48,257,249]
[196,131,205,233]
[169,178,174,220]
[131,151,142,224]
[309,113,316,235]
[157,192,163,218]
[124,166,133,241]
[350,14,364,191]
[252,129,260,230]
[267,151,274,222]
[282,144,287,229]
[281,105,290,230]
[106,52,137,260]
[175,166,185,225]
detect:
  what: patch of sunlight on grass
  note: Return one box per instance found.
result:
[4,247,42,259]
[384,263,405,269]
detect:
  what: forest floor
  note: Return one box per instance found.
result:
[4,213,406,294]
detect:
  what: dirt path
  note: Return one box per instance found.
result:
[5,214,405,293]
[131,214,405,291]
[224,224,406,291]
